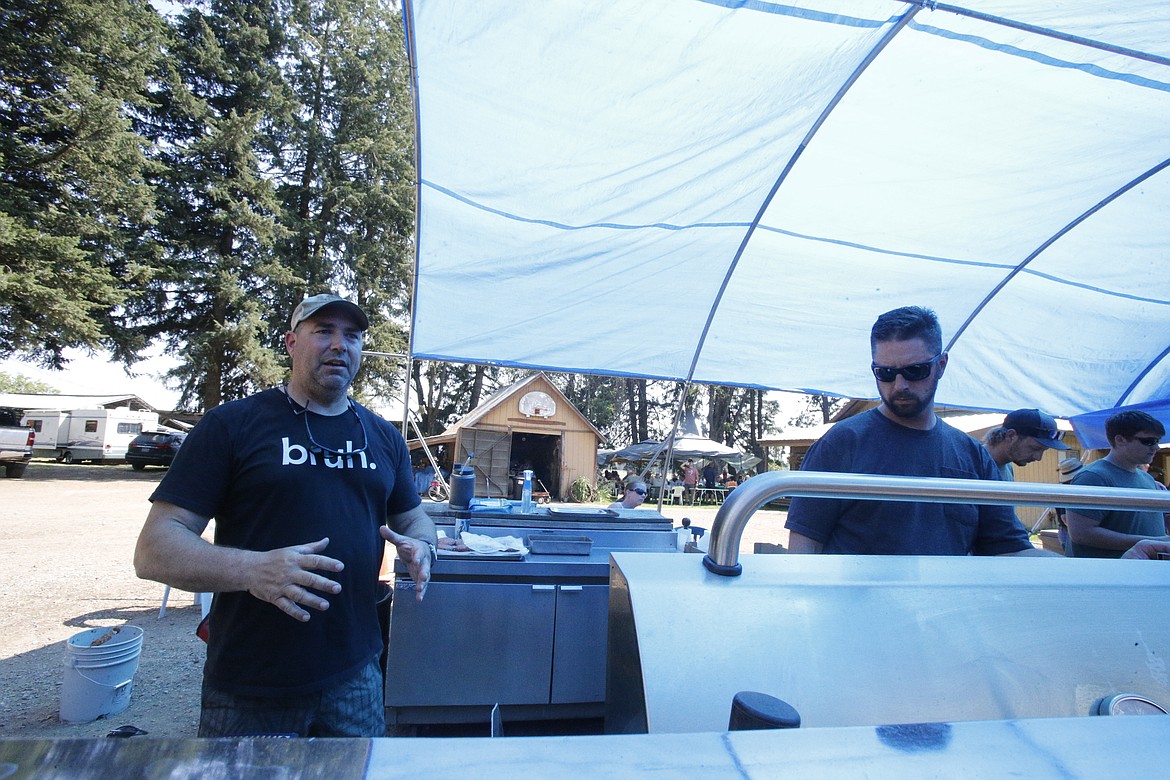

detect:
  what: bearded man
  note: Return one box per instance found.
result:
[784,305,1043,556]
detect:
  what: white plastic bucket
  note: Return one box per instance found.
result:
[59,625,144,723]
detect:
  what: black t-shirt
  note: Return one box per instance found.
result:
[151,388,420,696]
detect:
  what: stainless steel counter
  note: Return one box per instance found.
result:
[607,551,1170,734]
[386,504,680,728]
[7,715,1170,778]
[423,501,675,530]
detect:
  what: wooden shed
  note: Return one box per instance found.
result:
[407,373,602,502]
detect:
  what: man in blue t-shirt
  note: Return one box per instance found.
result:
[1066,410,1170,558]
[785,307,1170,560]
[134,294,437,737]
[785,306,1047,557]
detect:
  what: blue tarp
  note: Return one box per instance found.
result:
[1069,399,1170,450]
[406,1,1170,420]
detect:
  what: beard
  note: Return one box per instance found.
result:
[883,389,933,420]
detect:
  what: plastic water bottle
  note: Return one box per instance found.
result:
[521,469,533,513]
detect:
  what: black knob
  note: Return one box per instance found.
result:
[728,691,801,731]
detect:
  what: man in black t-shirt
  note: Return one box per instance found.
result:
[134,294,437,737]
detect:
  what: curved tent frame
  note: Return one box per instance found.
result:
[403,1,1170,420]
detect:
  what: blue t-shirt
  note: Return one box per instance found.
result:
[785,409,1031,555]
[151,388,420,696]
[1067,459,1165,559]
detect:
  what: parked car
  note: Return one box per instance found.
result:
[0,407,33,478]
[125,431,187,470]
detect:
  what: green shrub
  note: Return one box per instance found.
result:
[569,476,598,503]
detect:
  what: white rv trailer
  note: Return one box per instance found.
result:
[21,408,159,463]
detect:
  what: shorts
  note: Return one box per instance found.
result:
[198,656,386,738]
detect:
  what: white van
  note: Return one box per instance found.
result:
[21,408,159,463]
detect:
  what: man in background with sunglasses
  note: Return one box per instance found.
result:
[1065,410,1170,558]
[135,293,437,737]
[785,305,1044,557]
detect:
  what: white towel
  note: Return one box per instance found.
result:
[458,531,529,556]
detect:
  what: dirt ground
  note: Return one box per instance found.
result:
[0,463,789,739]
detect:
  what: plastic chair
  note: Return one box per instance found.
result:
[666,486,685,505]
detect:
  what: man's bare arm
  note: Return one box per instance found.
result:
[134,500,344,622]
[1065,509,1170,553]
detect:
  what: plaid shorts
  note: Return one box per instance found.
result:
[198,656,386,738]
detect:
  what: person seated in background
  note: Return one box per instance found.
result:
[609,480,648,510]
[413,462,436,496]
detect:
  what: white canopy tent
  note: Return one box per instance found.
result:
[606,434,746,464]
[404,1,1170,422]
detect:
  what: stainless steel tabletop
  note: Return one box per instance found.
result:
[4,715,1170,778]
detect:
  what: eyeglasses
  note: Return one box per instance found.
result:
[630,488,647,496]
[1131,436,1162,447]
[871,355,942,383]
[284,391,368,457]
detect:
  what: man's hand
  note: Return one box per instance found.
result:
[1122,538,1170,560]
[245,537,344,622]
[382,525,433,601]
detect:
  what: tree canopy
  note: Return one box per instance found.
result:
[0,0,162,367]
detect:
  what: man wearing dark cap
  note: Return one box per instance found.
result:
[982,408,1070,481]
[135,293,437,737]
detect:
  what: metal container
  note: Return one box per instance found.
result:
[528,534,593,556]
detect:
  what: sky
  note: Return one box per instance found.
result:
[0,349,183,410]
[1,350,812,433]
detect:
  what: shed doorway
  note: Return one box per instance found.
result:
[510,432,561,499]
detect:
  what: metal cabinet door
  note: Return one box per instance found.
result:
[386,581,556,707]
[550,584,609,704]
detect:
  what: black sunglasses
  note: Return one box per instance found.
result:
[871,355,942,383]
[284,391,368,457]
[1131,436,1162,447]
[630,488,647,496]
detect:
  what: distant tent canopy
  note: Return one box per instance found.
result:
[603,434,759,472]
[405,2,1170,423]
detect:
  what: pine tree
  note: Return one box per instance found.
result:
[0,0,162,366]
[133,0,294,409]
[276,0,416,404]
